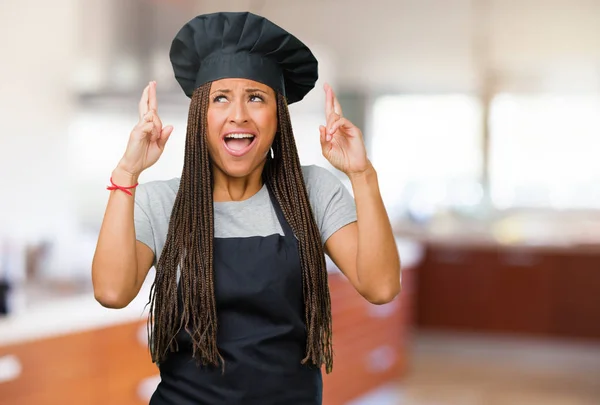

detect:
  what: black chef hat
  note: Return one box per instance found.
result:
[169,12,318,104]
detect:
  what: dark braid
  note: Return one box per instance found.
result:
[265,94,334,372]
[148,82,220,367]
[148,84,334,373]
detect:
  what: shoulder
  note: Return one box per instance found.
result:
[135,177,180,212]
[301,164,353,204]
[138,177,180,195]
[301,165,344,191]
[137,178,180,198]
[300,165,356,244]
[133,178,180,258]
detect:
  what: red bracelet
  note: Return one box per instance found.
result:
[106,177,139,196]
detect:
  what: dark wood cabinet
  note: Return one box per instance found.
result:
[552,253,600,339]
[416,243,600,340]
[488,249,556,335]
[417,246,495,331]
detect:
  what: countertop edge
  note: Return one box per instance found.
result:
[0,239,423,347]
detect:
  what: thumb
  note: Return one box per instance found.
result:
[158,125,174,149]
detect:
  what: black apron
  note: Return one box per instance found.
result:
[149,189,322,404]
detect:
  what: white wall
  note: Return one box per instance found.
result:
[0,0,79,242]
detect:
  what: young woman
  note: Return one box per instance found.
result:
[92,11,400,404]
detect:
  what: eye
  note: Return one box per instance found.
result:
[213,95,228,103]
[249,93,264,102]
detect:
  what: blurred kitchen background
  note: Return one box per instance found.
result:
[1,0,600,404]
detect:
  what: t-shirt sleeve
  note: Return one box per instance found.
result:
[303,165,357,245]
[134,184,157,257]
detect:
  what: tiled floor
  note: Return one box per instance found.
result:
[351,331,600,405]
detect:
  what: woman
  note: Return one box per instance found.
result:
[92,11,400,405]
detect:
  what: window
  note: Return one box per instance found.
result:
[489,94,600,209]
[370,94,483,220]
[67,106,189,225]
[68,108,189,183]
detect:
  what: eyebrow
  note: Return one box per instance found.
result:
[210,88,269,95]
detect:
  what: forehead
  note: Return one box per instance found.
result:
[210,78,274,94]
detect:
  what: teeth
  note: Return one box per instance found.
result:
[225,133,255,139]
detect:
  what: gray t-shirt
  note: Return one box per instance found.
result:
[134,165,357,266]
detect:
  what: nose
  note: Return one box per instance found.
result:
[229,98,249,124]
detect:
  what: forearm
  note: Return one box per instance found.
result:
[92,168,141,306]
[349,163,401,302]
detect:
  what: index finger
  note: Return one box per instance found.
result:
[324,83,334,117]
[332,91,343,117]
[148,81,158,112]
[138,84,150,121]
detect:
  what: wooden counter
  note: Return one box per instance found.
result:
[323,266,415,405]
[0,321,157,405]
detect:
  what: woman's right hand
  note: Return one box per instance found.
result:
[117,81,174,178]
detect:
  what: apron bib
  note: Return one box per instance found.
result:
[150,188,322,404]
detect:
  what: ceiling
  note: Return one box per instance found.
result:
[73,0,600,100]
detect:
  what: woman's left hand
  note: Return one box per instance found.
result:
[319,83,370,176]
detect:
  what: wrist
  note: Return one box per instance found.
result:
[112,167,140,186]
[346,161,376,182]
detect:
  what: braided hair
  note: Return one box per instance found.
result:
[147,82,334,373]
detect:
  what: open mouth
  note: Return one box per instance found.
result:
[223,133,257,156]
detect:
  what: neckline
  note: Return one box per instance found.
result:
[213,183,269,207]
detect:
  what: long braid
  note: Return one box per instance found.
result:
[148,82,221,367]
[148,86,334,374]
[265,93,334,373]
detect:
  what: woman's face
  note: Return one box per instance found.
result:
[206,78,278,179]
